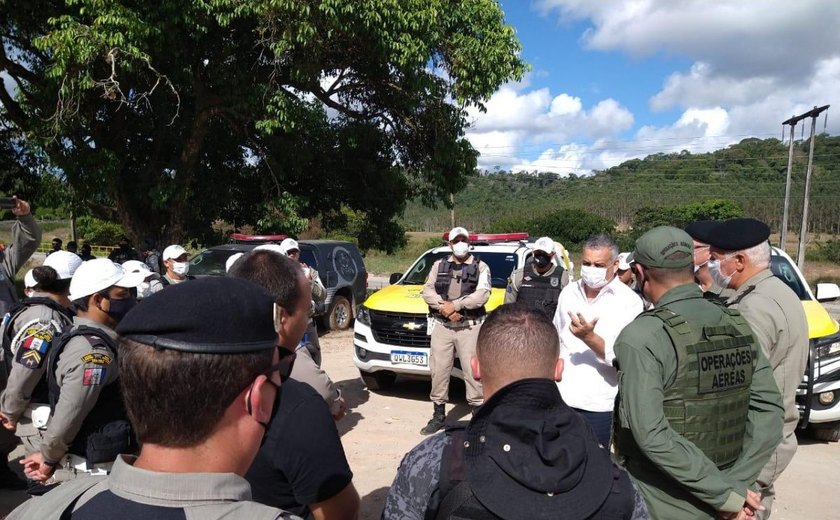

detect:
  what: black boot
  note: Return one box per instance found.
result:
[420,403,446,435]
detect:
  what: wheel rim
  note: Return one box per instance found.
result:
[335,303,349,327]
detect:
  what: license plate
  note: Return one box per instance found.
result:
[391,350,428,366]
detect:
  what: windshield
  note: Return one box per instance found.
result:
[190,249,240,276]
[401,251,520,288]
[770,256,809,300]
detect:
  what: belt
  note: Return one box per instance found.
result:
[436,316,484,328]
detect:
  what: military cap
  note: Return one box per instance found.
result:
[705,218,770,251]
[628,226,694,268]
[684,220,718,244]
[116,276,278,354]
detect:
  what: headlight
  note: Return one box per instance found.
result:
[816,340,840,361]
[356,305,371,326]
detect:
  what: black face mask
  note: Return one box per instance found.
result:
[534,255,551,269]
[103,296,137,322]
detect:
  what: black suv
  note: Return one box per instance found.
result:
[189,238,368,330]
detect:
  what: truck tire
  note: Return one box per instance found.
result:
[809,422,840,442]
[360,370,396,391]
[328,295,352,331]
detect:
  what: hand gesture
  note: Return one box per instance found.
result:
[448,311,462,322]
[568,312,598,340]
[440,301,456,318]
[10,197,30,217]
[21,453,55,482]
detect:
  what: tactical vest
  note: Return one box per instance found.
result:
[1,297,73,371]
[47,326,137,464]
[615,306,758,469]
[432,258,486,319]
[515,261,564,318]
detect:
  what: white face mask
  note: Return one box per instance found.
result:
[452,242,470,259]
[581,265,609,289]
[172,261,190,276]
[707,258,732,288]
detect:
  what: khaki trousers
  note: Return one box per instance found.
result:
[429,319,483,406]
[755,431,797,520]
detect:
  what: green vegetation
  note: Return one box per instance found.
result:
[0,0,525,251]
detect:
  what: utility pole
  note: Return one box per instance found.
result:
[791,105,830,270]
[779,118,796,251]
[449,193,455,228]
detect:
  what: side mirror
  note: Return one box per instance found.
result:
[389,273,402,285]
[815,283,840,302]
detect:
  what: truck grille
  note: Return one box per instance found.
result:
[369,310,430,349]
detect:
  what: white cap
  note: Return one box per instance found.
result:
[448,227,469,242]
[533,237,555,255]
[279,238,300,255]
[69,258,145,301]
[617,252,632,271]
[163,244,188,261]
[254,244,286,255]
[225,252,244,272]
[24,269,37,289]
[43,251,83,280]
[122,260,159,280]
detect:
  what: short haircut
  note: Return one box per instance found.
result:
[743,241,770,270]
[584,234,619,262]
[477,304,559,384]
[228,250,302,313]
[31,265,70,294]
[641,264,694,285]
[119,337,272,446]
[71,289,111,312]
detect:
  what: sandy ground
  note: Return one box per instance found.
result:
[1,328,837,518]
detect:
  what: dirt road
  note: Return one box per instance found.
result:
[1,328,836,517]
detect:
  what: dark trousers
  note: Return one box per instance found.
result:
[573,408,612,448]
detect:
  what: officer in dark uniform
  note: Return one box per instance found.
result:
[421,227,491,435]
[504,236,569,317]
[613,226,784,519]
[685,220,734,302]
[19,259,143,483]
[7,277,302,519]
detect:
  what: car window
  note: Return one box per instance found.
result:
[300,249,318,269]
[401,251,520,288]
[770,256,809,300]
[190,249,238,276]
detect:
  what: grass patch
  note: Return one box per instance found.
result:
[364,232,444,275]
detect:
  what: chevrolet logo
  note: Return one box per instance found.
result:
[401,322,424,331]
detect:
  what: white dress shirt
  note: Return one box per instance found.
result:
[554,276,643,412]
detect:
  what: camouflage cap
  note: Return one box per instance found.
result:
[628,226,694,268]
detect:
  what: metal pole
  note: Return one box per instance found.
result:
[780,121,796,251]
[796,113,818,270]
[450,193,455,228]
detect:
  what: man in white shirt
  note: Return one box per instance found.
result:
[553,235,643,447]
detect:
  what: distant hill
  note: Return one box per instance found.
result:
[403,135,840,234]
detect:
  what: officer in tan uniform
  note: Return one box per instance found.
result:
[707,218,809,519]
[7,277,302,519]
[504,236,569,317]
[19,258,144,484]
[685,220,735,302]
[420,227,491,435]
[0,252,81,460]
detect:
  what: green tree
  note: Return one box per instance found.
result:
[0,0,525,248]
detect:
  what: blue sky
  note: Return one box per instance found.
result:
[466,0,840,174]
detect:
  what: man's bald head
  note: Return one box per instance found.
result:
[476,304,560,390]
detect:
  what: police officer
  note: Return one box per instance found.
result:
[504,236,568,317]
[0,197,41,317]
[0,252,81,462]
[279,238,327,362]
[107,236,139,264]
[420,227,491,435]
[19,259,144,483]
[706,218,809,519]
[613,226,784,519]
[685,220,735,302]
[161,244,194,285]
[7,277,302,519]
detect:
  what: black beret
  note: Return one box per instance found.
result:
[684,220,719,244]
[117,277,278,354]
[706,218,770,251]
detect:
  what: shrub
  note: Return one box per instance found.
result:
[75,216,126,245]
[806,239,840,263]
[531,209,616,246]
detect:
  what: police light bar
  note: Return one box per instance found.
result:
[230,233,288,243]
[440,232,529,242]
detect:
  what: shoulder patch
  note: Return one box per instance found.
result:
[81,353,113,366]
[20,325,54,355]
[83,367,106,386]
[16,349,44,369]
